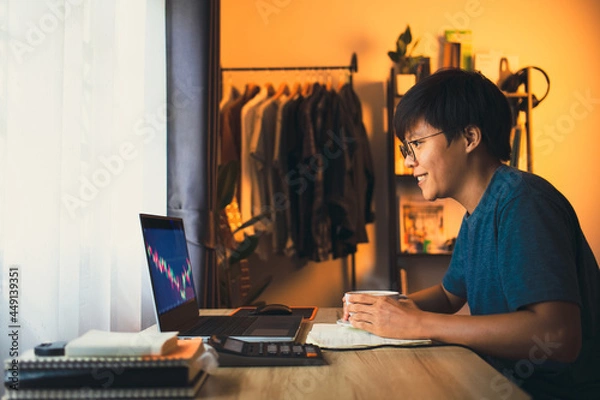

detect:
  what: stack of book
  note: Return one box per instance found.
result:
[442,29,473,70]
[3,330,210,399]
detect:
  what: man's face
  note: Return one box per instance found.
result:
[403,120,466,201]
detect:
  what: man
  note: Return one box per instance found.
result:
[344,69,599,399]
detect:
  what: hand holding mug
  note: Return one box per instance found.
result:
[343,290,402,321]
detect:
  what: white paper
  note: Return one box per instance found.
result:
[65,329,179,357]
[306,323,431,349]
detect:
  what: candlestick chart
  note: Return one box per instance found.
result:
[143,225,196,314]
[147,244,192,301]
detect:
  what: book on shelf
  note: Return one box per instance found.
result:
[442,41,461,69]
[443,30,473,70]
[4,339,207,391]
[64,329,179,357]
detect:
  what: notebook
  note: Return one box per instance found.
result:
[4,372,208,399]
[6,339,207,389]
[139,214,303,342]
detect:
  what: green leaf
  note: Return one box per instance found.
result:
[395,38,407,56]
[217,160,239,210]
[407,38,420,57]
[388,51,400,62]
[228,234,261,265]
[232,211,271,234]
[399,25,412,46]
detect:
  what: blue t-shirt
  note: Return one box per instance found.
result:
[443,165,600,398]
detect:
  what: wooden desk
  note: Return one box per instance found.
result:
[197,308,530,399]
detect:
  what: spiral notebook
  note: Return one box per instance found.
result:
[3,373,207,399]
[4,339,206,389]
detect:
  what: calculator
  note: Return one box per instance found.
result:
[208,335,326,367]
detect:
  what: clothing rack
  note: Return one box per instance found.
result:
[221,52,358,85]
[221,52,359,291]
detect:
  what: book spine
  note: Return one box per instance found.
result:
[4,372,207,399]
[6,358,187,370]
[4,366,191,389]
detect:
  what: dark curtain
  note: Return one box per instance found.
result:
[166,0,221,307]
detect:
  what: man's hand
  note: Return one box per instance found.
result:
[344,293,426,339]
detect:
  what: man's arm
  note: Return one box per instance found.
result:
[408,283,465,314]
[421,301,581,362]
[347,295,582,363]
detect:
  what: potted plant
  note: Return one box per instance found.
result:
[216,160,272,308]
[388,25,423,94]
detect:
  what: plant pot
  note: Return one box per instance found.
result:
[396,73,416,96]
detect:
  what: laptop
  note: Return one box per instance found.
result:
[139,213,303,342]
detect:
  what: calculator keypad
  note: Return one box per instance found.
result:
[210,336,326,367]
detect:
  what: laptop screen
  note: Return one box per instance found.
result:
[140,215,196,315]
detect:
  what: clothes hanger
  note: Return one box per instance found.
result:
[304,69,320,96]
[289,81,302,98]
[246,70,259,95]
[302,70,312,97]
[285,69,301,99]
[326,72,333,91]
[263,69,276,96]
[319,70,328,90]
[338,70,350,91]
[273,81,289,100]
[219,73,234,108]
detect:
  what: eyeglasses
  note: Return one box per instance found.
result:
[399,131,445,161]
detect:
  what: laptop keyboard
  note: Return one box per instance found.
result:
[189,316,258,336]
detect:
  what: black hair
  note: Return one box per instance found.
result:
[393,68,513,161]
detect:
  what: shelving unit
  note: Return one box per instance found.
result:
[386,66,536,293]
[504,67,535,172]
[386,65,404,293]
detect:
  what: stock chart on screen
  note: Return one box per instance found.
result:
[143,222,196,314]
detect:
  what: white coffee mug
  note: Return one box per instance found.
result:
[344,290,403,315]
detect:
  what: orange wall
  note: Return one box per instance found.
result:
[221,0,600,306]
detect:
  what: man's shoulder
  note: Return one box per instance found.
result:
[491,166,567,206]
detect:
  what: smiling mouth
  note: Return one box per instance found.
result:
[415,173,428,183]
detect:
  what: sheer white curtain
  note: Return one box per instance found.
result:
[0,0,166,364]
